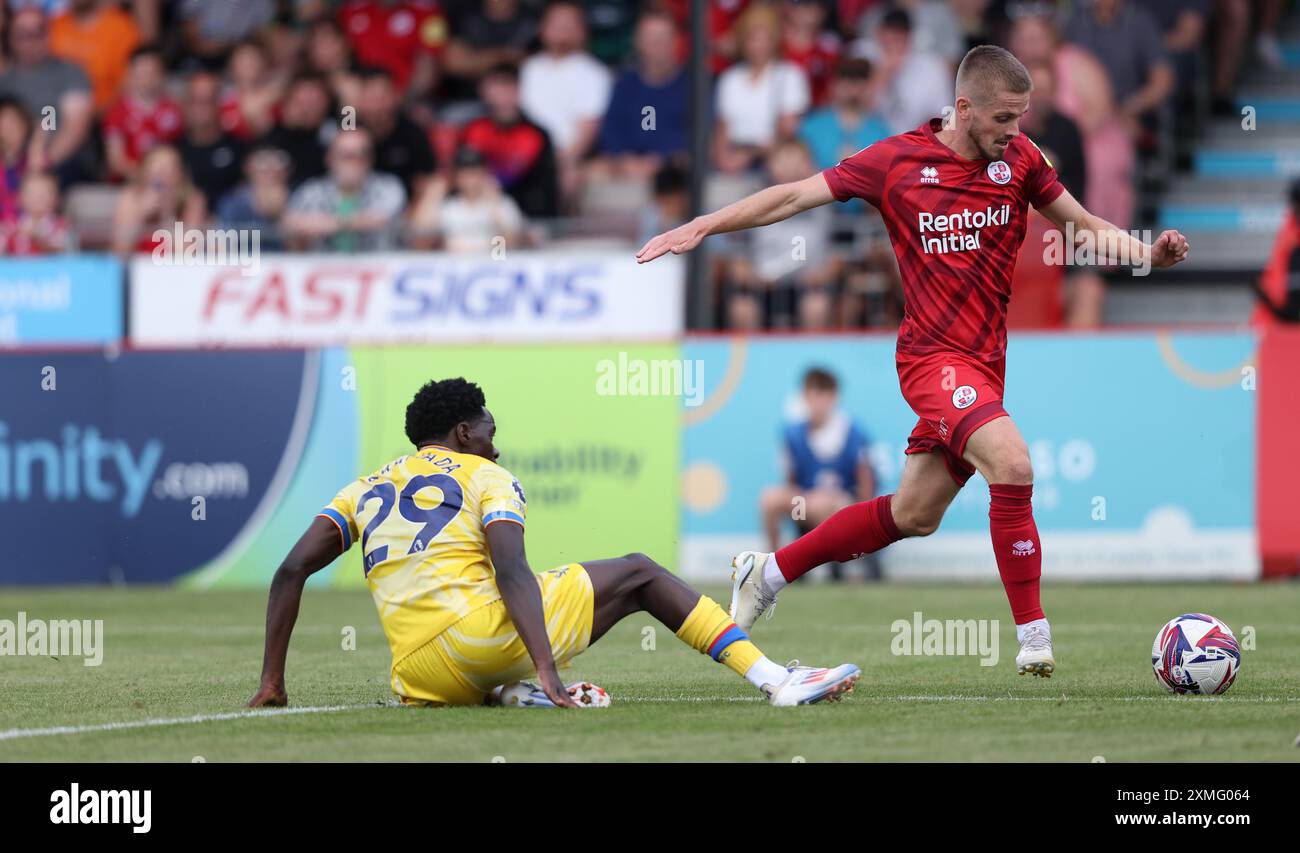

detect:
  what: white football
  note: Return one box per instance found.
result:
[495,680,611,708]
[1151,613,1242,695]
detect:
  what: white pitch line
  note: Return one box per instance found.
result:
[0,703,386,742]
[615,694,1300,704]
[881,695,1300,703]
[4,693,1296,741]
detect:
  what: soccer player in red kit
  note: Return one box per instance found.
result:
[636,45,1190,677]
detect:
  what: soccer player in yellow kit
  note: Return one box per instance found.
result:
[249,378,860,709]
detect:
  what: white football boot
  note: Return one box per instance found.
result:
[763,662,861,707]
[729,551,780,632]
[1015,623,1055,677]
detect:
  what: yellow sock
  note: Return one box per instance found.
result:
[675,596,763,678]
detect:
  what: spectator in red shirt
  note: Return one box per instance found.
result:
[1253,178,1300,326]
[1,170,68,254]
[461,62,559,219]
[104,47,183,182]
[660,0,752,73]
[782,0,841,106]
[220,39,284,142]
[337,0,448,98]
[0,96,35,223]
[111,144,208,255]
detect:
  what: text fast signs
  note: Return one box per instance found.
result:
[129,252,683,346]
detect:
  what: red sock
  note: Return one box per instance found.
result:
[774,495,902,583]
[988,483,1045,624]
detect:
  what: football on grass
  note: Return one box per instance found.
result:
[1152,613,1242,695]
[497,681,611,708]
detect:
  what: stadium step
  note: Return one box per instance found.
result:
[1158,203,1286,233]
[1234,91,1300,121]
[1104,281,1255,325]
[1194,148,1300,178]
[1150,229,1277,273]
[1202,120,1300,143]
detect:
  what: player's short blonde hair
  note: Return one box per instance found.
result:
[955,45,1032,104]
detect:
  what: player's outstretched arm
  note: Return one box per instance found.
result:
[1036,188,1190,270]
[248,517,342,708]
[635,172,835,264]
[484,522,579,708]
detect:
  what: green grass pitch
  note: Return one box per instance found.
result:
[1,582,1297,762]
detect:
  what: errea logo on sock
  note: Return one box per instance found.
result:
[1011,539,1036,557]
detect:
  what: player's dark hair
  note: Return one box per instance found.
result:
[956,45,1032,102]
[405,378,488,446]
[803,367,839,392]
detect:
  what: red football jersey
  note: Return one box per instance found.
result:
[338,0,448,91]
[103,95,183,167]
[823,117,1065,363]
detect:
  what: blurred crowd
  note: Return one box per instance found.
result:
[0,0,1288,328]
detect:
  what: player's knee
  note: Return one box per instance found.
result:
[992,453,1034,486]
[892,503,941,537]
[806,490,848,521]
[759,486,786,514]
[622,552,666,583]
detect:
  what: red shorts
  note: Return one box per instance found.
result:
[897,351,1009,486]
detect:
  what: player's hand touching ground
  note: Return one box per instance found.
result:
[636,219,709,264]
[1149,229,1190,268]
[248,681,288,708]
[537,667,580,709]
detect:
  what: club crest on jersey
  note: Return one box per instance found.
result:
[952,385,977,409]
[920,165,940,185]
[986,160,1012,185]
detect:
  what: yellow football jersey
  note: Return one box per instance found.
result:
[318,445,528,662]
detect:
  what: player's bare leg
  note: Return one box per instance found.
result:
[759,484,799,551]
[889,451,965,537]
[962,415,1054,677]
[731,451,961,631]
[582,553,860,705]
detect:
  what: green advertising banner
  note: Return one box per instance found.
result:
[184,344,682,588]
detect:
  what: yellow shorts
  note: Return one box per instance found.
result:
[391,563,595,706]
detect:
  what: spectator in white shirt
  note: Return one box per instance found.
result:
[855,0,964,66]
[713,2,811,174]
[520,1,611,207]
[851,7,950,134]
[409,147,526,254]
